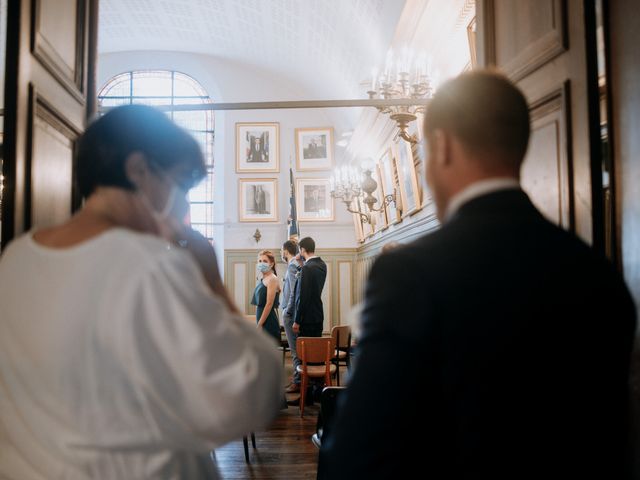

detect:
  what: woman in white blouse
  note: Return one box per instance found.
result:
[0,105,282,479]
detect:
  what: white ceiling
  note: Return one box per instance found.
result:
[98,0,407,100]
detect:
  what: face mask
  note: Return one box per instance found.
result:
[140,180,181,224]
[257,263,272,273]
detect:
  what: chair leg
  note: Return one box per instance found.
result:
[336,362,340,386]
[251,432,256,448]
[300,375,308,417]
[242,436,250,463]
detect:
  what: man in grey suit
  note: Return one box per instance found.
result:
[281,240,303,393]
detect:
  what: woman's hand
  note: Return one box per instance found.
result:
[163,218,240,314]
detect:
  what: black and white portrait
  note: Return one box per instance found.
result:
[245,131,269,163]
[303,185,325,212]
[296,127,334,171]
[296,178,333,221]
[236,123,279,173]
[239,179,278,222]
[302,134,327,160]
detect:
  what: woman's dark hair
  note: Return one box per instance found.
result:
[76,104,206,197]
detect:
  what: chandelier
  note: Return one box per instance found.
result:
[366,47,434,144]
[329,165,397,225]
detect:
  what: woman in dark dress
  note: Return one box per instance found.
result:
[251,250,281,342]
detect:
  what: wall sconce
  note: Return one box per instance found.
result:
[329,166,398,225]
[253,228,262,243]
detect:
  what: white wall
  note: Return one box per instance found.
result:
[97,51,358,272]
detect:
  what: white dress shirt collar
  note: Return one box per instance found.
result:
[444,177,520,223]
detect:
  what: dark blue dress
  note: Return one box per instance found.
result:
[251,281,280,342]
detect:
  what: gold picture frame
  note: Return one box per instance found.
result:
[394,140,421,217]
[295,127,334,171]
[378,147,401,224]
[238,178,278,222]
[236,122,279,173]
[296,178,334,221]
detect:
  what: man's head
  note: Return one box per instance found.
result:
[298,237,315,261]
[282,240,298,262]
[423,70,530,220]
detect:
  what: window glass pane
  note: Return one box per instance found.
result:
[174,110,209,132]
[191,223,214,241]
[100,72,131,97]
[189,175,213,203]
[189,203,213,224]
[172,97,209,105]
[174,72,207,97]
[98,70,214,240]
[98,97,130,107]
[132,71,172,97]
[131,97,172,106]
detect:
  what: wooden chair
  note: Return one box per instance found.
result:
[295,336,336,417]
[242,433,256,463]
[330,325,352,386]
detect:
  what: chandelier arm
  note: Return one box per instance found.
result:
[345,206,372,224]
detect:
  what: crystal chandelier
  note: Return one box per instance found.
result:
[329,165,397,225]
[367,47,434,144]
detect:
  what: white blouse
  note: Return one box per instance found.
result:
[0,229,282,479]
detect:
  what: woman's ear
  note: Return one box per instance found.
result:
[124,152,150,190]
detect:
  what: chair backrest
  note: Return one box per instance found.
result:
[296,336,335,365]
[330,325,351,350]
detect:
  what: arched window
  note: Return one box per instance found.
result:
[98,71,214,241]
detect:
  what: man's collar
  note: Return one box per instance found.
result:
[444,177,520,223]
[305,255,318,262]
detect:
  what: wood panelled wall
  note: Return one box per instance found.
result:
[224,248,358,333]
[1,0,97,249]
[478,0,598,243]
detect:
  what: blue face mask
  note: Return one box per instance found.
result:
[257,263,272,273]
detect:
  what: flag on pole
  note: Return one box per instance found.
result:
[287,167,299,241]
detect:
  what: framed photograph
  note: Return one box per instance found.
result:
[351,197,365,243]
[378,148,401,224]
[236,122,279,173]
[394,140,421,216]
[467,16,477,69]
[238,178,278,222]
[295,127,334,171]
[371,165,388,231]
[296,178,334,221]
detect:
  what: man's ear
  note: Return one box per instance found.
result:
[124,152,149,189]
[432,129,451,167]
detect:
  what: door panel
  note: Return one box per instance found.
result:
[521,84,572,230]
[1,0,97,248]
[493,0,566,80]
[30,92,80,228]
[478,0,597,244]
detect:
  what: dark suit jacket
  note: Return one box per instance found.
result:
[318,190,636,479]
[294,257,327,336]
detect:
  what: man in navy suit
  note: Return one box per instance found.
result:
[319,71,637,479]
[293,237,327,338]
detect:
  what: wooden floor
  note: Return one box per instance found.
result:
[214,350,337,479]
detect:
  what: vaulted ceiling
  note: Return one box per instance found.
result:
[99,0,407,100]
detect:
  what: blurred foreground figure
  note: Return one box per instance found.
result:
[319,71,636,480]
[0,105,282,479]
